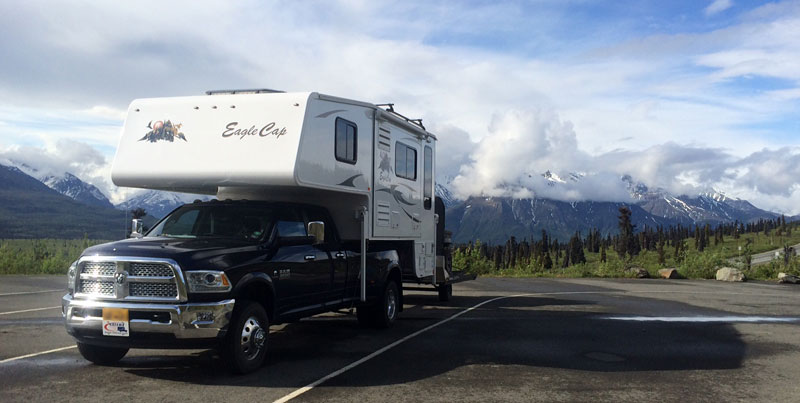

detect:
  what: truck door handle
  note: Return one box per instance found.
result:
[335,252,346,259]
[304,255,316,261]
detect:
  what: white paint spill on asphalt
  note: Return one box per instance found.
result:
[599,316,800,323]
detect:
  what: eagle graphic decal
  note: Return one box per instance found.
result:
[139,120,187,142]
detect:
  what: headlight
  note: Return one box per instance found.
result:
[186,271,232,293]
[67,261,77,293]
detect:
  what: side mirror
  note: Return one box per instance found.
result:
[131,219,144,238]
[308,221,325,244]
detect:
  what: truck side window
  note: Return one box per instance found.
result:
[335,117,357,164]
[395,142,417,181]
[276,221,306,237]
[424,145,432,209]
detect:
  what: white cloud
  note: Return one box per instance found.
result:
[705,0,733,16]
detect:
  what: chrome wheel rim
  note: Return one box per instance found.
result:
[240,316,266,361]
[386,287,397,320]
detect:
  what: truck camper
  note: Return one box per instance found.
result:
[62,89,472,373]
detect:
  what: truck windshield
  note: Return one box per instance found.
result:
[147,205,274,241]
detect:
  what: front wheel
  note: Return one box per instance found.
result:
[76,342,128,365]
[222,300,269,374]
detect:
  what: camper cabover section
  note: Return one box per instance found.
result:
[112,92,313,193]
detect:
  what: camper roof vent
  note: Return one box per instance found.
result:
[376,103,425,131]
[205,89,285,95]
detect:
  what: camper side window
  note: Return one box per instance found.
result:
[395,142,417,181]
[335,118,357,164]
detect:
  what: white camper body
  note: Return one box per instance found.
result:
[112,91,438,281]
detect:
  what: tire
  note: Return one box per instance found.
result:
[222,300,269,374]
[371,280,400,329]
[76,342,128,365]
[438,283,452,302]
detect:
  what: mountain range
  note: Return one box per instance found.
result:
[0,161,790,242]
[439,172,784,244]
[0,162,207,239]
[117,190,210,219]
[0,164,127,239]
[11,162,114,209]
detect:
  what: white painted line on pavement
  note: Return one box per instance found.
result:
[0,346,76,364]
[272,293,536,403]
[0,289,63,297]
[600,315,800,323]
[0,306,61,316]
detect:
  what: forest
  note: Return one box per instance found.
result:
[453,208,800,280]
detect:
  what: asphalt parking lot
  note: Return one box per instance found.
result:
[1,276,799,402]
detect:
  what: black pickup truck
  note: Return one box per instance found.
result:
[62,200,402,373]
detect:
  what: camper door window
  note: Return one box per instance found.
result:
[395,142,417,181]
[335,118,357,164]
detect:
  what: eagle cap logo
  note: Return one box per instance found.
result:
[139,120,187,142]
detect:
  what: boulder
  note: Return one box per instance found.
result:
[715,267,745,282]
[626,267,650,278]
[778,272,800,284]
[658,268,679,279]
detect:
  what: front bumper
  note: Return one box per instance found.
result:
[62,294,235,348]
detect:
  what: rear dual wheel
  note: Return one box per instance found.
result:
[437,283,452,302]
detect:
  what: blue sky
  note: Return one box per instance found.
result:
[0,0,799,213]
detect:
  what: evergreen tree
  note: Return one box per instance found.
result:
[617,207,637,259]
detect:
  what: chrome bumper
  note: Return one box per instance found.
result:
[62,294,235,340]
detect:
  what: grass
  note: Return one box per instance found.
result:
[0,238,110,275]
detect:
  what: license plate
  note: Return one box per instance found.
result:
[102,308,130,337]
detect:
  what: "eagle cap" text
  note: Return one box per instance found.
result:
[222,122,287,139]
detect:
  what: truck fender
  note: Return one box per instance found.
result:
[231,272,277,321]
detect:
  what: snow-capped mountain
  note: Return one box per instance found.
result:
[621,175,777,225]
[116,190,212,218]
[442,171,783,243]
[5,161,113,209]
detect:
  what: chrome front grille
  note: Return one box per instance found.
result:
[79,279,114,296]
[129,282,178,298]
[82,262,116,276]
[130,263,173,277]
[75,258,185,302]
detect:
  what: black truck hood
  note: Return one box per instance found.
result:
[81,237,269,272]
